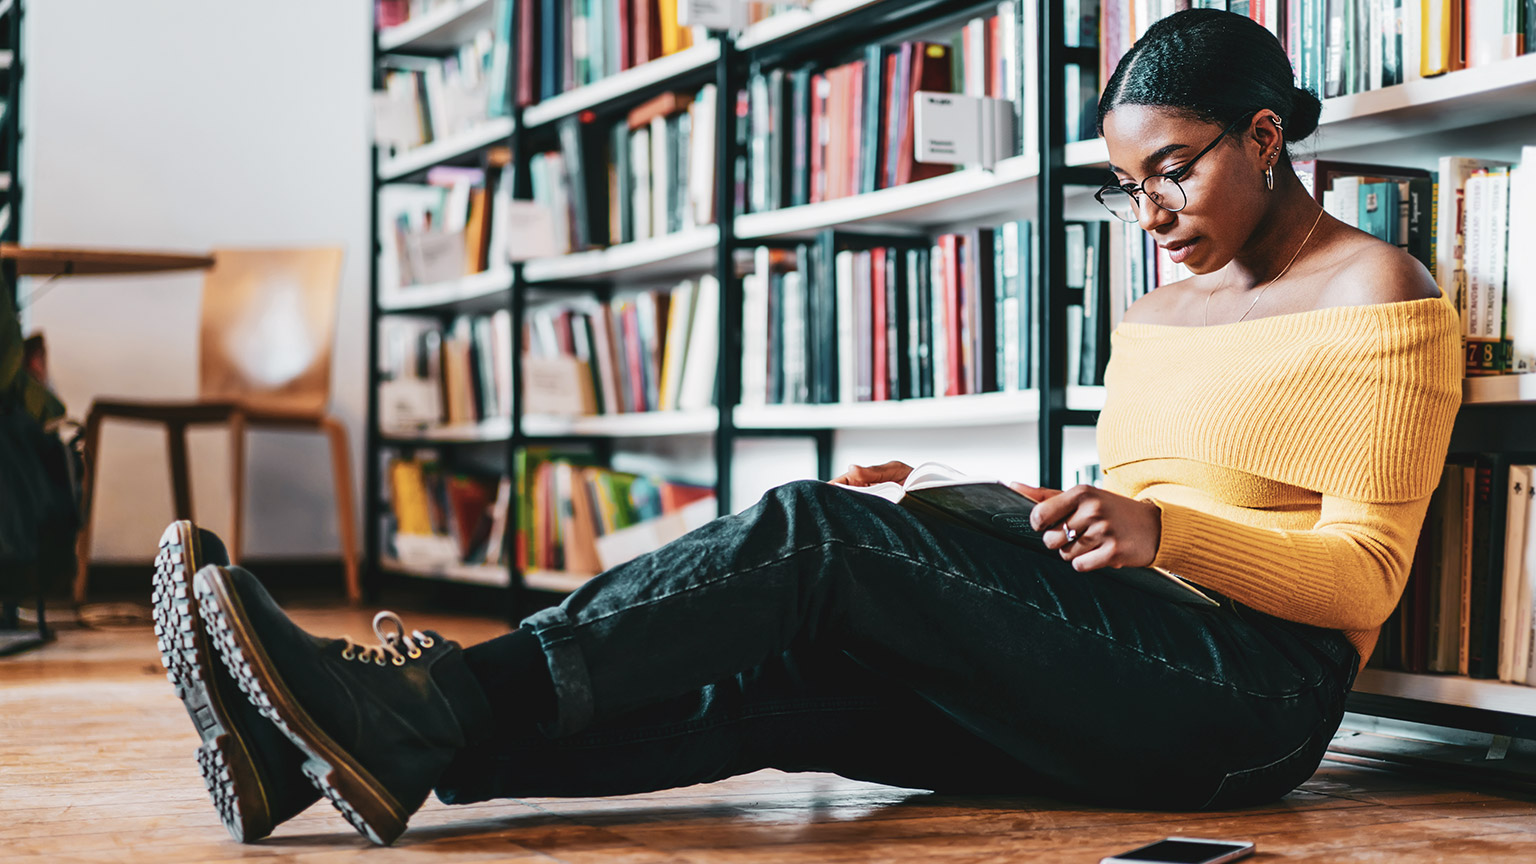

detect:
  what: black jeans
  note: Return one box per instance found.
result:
[436,480,1359,810]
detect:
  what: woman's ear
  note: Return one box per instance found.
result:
[1250,110,1285,164]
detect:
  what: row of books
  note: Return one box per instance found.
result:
[531,88,717,253]
[378,312,514,432]
[373,1,514,155]
[524,276,720,415]
[1372,455,1536,684]
[514,0,708,105]
[517,450,716,575]
[378,156,517,295]
[736,2,1043,215]
[1291,151,1536,377]
[386,455,513,568]
[1101,0,1535,108]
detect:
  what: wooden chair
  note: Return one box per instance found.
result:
[73,248,359,604]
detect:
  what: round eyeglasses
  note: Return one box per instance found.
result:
[1094,111,1258,223]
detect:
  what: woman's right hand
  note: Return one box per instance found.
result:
[830,461,914,487]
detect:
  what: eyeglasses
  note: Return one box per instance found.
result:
[1095,111,1258,223]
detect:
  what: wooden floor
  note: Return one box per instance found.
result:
[6,604,1536,862]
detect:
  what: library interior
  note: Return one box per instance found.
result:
[6,0,1536,860]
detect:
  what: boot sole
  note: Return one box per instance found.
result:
[194,566,408,846]
[152,521,274,843]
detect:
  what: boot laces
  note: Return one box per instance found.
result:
[338,611,436,666]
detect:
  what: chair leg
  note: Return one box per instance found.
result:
[229,412,246,564]
[167,421,194,521]
[72,411,106,606]
[322,416,361,604]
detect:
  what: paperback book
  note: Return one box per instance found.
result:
[830,463,1217,606]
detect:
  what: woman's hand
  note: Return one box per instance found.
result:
[1006,482,1163,572]
[830,461,914,487]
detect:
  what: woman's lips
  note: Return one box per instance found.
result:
[1164,237,1198,265]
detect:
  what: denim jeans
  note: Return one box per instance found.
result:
[436,480,1359,810]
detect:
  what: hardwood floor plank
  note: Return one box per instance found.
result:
[7,604,1536,862]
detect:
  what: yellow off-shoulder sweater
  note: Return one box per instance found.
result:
[1096,296,1462,666]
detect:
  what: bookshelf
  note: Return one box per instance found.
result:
[378,0,500,53]
[363,0,1536,745]
[1,0,18,259]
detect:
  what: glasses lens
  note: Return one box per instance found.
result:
[1098,188,1138,222]
[1144,175,1188,213]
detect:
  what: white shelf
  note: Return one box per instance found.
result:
[734,387,1105,431]
[522,226,718,284]
[381,557,510,588]
[734,141,1108,240]
[735,0,883,51]
[378,0,498,53]
[522,409,719,438]
[1464,373,1536,405]
[379,115,515,182]
[735,391,1040,430]
[524,569,597,593]
[380,267,513,311]
[1354,669,1536,716]
[381,416,512,443]
[1067,385,1107,411]
[1315,53,1536,153]
[522,41,722,128]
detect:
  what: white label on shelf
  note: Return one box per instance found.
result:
[914,92,1017,170]
[680,0,746,31]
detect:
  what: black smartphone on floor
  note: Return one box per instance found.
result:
[1099,837,1256,864]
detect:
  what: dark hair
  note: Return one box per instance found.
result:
[1096,9,1321,157]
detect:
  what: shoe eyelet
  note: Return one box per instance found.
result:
[420,636,435,648]
[375,655,386,666]
[392,655,405,666]
[408,647,422,659]
[341,649,354,661]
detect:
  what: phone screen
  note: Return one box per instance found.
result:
[1112,839,1251,863]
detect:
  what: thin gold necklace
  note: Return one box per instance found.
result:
[1204,207,1327,326]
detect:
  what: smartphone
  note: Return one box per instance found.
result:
[1099,837,1256,864]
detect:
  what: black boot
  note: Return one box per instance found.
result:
[194,564,493,846]
[152,521,320,842]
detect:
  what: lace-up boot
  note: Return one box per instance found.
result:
[152,521,320,842]
[194,564,492,846]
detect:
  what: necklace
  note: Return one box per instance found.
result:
[1204,208,1327,326]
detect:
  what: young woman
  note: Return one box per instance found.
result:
[156,9,1460,846]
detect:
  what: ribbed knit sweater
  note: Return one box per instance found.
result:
[1096,296,1463,665]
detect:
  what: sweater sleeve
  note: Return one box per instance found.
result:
[1148,493,1433,632]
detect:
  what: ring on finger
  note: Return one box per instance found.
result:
[1063,526,1079,544]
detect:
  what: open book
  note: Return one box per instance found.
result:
[830,463,1216,606]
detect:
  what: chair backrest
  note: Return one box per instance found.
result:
[198,248,345,417]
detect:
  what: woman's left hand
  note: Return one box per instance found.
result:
[1006,482,1163,572]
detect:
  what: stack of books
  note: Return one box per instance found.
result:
[1375,455,1536,685]
[378,151,516,295]
[379,312,514,432]
[517,450,716,576]
[373,2,514,154]
[516,0,708,105]
[530,88,717,253]
[523,276,720,416]
[387,454,512,569]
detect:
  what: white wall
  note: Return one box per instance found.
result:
[23,0,372,562]
[18,1,1095,565]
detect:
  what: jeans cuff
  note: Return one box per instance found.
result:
[520,605,594,737]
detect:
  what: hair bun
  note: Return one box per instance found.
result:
[1287,86,1322,140]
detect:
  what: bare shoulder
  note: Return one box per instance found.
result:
[1119,275,1203,325]
[1320,238,1442,308]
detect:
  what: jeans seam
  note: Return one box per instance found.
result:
[577,535,1320,701]
[528,698,883,749]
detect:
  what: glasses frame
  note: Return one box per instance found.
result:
[1095,110,1260,222]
